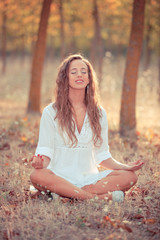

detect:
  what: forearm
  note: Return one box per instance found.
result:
[100,157,129,170]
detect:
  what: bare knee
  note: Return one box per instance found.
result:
[123,170,138,186]
[131,171,138,185]
[30,169,40,184]
[30,168,54,184]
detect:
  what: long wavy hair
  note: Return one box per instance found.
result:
[53,54,102,147]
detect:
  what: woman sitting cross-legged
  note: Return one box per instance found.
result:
[30,54,144,202]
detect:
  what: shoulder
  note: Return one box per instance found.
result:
[42,102,57,119]
[99,106,107,117]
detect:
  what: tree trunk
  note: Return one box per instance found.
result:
[91,0,103,85]
[143,10,152,71]
[59,0,65,60]
[158,55,160,102]
[158,1,160,102]
[27,0,52,113]
[1,0,7,75]
[119,0,146,136]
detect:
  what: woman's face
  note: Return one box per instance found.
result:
[68,59,89,90]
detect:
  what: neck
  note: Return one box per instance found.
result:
[69,88,86,107]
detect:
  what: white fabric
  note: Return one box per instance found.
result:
[112,191,124,202]
[35,103,113,188]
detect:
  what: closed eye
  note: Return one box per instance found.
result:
[70,70,88,74]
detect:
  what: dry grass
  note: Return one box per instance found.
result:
[0,56,160,240]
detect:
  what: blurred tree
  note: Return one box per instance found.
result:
[1,0,159,60]
[59,0,65,60]
[91,0,103,84]
[0,0,42,55]
[143,0,160,71]
[159,55,160,101]
[1,0,7,74]
[143,23,152,71]
[120,0,146,136]
[143,0,152,71]
[158,1,160,101]
[27,0,52,113]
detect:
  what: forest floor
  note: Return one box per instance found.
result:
[0,57,160,240]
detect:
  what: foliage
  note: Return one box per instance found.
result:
[0,0,159,56]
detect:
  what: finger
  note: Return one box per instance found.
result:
[134,164,144,170]
[35,155,43,162]
[130,161,139,166]
[129,163,144,171]
[32,155,44,168]
[137,160,144,165]
[32,162,37,168]
[32,159,39,168]
[36,159,44,168]
[134,160,141,165]
[32,163,42,169]
[37,154,42,159]
[133,160,143,166]
[137,160,144,164]
[136,162,144,167]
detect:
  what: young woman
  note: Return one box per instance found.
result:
[30,54,144,202]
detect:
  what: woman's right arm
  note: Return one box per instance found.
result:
[33,106,55,168]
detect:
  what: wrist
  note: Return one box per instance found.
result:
[43,158,50,168]
[117,163,130,171]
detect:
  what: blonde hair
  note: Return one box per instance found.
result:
[54,54,102,146]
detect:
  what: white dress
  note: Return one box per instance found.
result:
[35,103,113,188]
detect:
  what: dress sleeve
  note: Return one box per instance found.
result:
[35,107,55,161]
[94,108,112,165]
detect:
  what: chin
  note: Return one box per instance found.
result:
[69,85,87,90]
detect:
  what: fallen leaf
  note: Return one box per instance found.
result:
[132,214,144,219]
[21,136,28,142]
[147,228,159,236]
[119,223,132,233]
[0,143,10,150]
[18,143,25,147]
[142,218,157,224]
[22,117,28,121]
[102,216,132,232]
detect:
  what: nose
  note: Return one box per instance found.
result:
[77,70,82,77]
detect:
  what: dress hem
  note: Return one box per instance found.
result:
[46,167,113,188]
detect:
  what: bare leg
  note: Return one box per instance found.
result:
[30,169,95,200]
[30,169,137,201]
[82,170,138,195]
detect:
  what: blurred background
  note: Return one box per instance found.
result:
[0,0,160,133]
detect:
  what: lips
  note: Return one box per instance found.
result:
[75,79,84,83]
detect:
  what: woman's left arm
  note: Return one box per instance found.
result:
[100,158,144,172]
[96,108,144,172]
